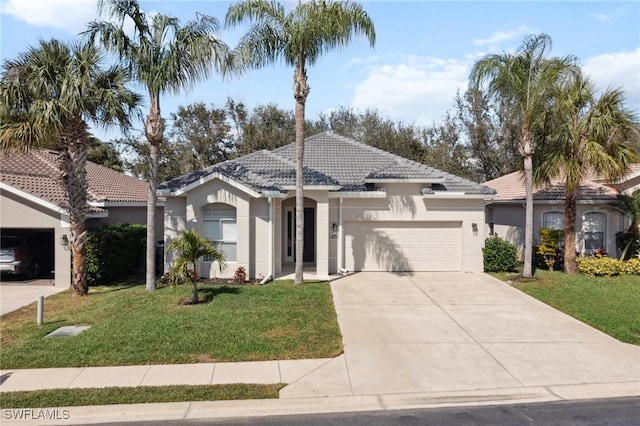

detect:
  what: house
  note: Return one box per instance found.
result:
[158,132,496,280]
[483,167,639,259]
[0,149,163,287]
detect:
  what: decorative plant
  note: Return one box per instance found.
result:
[537,228,564,271]
[167,229,226,304]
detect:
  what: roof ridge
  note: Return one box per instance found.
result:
[260,149,297,168]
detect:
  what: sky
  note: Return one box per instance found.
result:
[1,0,639,142]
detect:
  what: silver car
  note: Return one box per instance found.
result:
[0,233,46,279]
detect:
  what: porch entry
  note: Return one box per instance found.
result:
[284,207,315,263]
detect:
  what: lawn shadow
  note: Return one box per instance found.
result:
[198,286,241,303]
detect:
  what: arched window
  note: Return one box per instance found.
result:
[543,211,564,230]
[583,212,606,254]
[203,205,237,261]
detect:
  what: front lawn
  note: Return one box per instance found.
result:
[0,281,342,369]
[495,270,640,345]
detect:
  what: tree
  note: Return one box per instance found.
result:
[612,190,640,260]
[86,0,230,291]
[470,33,577,277]
[0,39,140,295]
[167,229,226,305]
[538,72,639,272]
[168,102,235,172]
[226,0,375,284]
[87,135,124,172]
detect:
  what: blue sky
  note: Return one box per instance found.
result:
[1,1,639,142]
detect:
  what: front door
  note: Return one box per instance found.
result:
[285,207,315,263]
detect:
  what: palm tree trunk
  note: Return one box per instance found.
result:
[145,95,164,292]
[564,189,577,274]
[522,130,534,278]
[293,59,310,285]
[59,118,89,295]
[191,279,199,304]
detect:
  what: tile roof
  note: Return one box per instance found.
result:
[1,149,148,209]
[483,170,620,202]
[160,132,495,196]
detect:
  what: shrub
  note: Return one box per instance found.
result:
[537,228,564,271]
[233,266,247,284]
[483,234,518,272]
[86,224,146,285]
[622,258,640,275]
[577,256,624,276]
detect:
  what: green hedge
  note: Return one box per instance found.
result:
[483,234,518,272]
[86,224,146,285]
[578,256,640,276]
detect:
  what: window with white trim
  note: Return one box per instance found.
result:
[583,212,606,253]
[203,206,237,261]
[543,211,564,230]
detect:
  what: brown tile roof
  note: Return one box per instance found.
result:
[483,171,620,202]
[1,149,148,208]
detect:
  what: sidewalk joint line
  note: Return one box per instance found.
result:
[138,365,152,386]
[183,401,193,419]
[209,363,216,385]
[66,367,87,389]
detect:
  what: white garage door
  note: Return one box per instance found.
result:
[344,221,462,272]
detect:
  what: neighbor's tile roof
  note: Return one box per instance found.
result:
[160,132,494,196]
[0,149,148,208]
[483,171,620,202]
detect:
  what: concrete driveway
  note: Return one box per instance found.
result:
[0,278,66,316]
[281,272,640,400]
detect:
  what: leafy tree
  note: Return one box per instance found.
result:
[87,135,124,172]
[86,0,230,291]
[115,134,184,183]
[420,113,472,180]
[538,72,639,272]
[226,0,375,284]
[0,39,140,295]
[612,190,640,260]
[168,102,235,172]
[470,33,578,277]
[167,229,226,305]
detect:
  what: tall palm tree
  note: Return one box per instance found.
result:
[538,72,638,272]
[470,33,577,277]
[167,229,226,305]
[0,39,141,295]
[85,0,230,291]
[226,0,375,284]
[612,190,640,260]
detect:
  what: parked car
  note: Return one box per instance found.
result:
[0,232,48,279]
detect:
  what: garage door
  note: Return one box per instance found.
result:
[344,221,462,272]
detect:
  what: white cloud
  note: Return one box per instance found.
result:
[583,47,640,111]
[350,55,470,126]
[1,0,99,33]
[472,25,534,47]
[591,7,625,22]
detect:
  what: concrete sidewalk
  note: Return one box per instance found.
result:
[1,272,639,425]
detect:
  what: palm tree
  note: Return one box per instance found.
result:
[470,33,577,277]
[85,0,230,291]
[612,190,640,260]
[537,72,638,273]
[167,229,226,305]
[0,39,140,295]
[226,0,376,284]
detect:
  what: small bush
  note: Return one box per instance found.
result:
[233,266,247,284]
[577,256,624,276]
[537,228,564,271]
[86,224,146,285]
[483,234,518,273]
[622,258,640,275]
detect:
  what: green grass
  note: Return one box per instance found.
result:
[0,280,342,369]
[0,384,283,408]
[495,270,640,345]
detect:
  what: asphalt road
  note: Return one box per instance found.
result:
[96,397,640,426]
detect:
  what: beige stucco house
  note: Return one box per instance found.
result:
[158,132,496,281]
[483,165,640,259]
[0,149,162,287]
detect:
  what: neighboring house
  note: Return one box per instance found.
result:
[158,132,496,280]
[0,149,163,287]
[483,167,640,259]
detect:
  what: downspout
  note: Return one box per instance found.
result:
[260,197,274,284]
[338,197,348,274]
